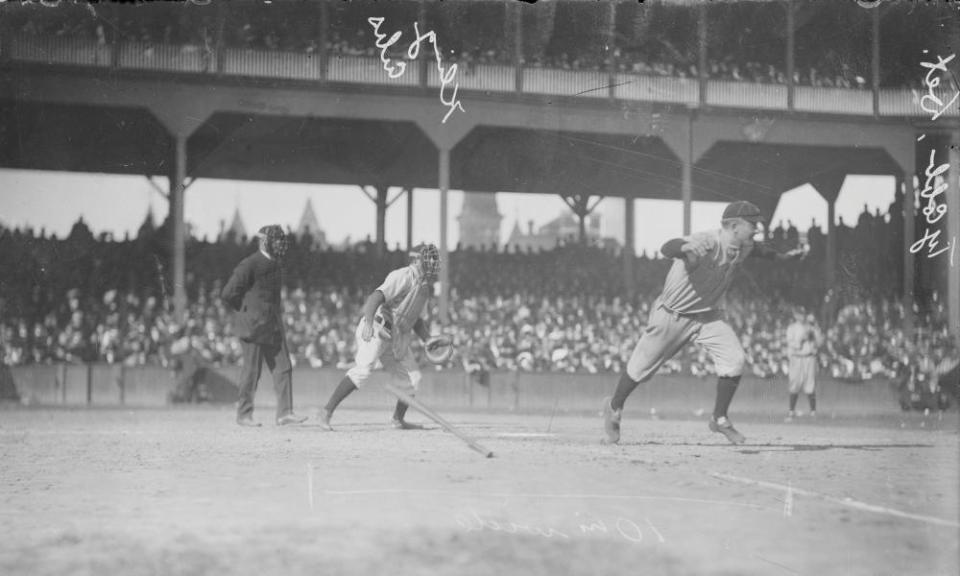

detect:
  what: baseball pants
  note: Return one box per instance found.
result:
[626,304,746,383]
[346,318,422,395]
[788,356,817,394]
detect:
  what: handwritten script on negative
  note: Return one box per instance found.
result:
[454,509,666,545]
[910,147,953,261]
[912,50,957,264]
[368,17,466,125]
[919,51,959,122]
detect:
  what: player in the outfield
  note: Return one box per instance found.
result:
[222,225,307,427]
[603,201,808,445]
[316,244,444,430]
[784,308,823,421]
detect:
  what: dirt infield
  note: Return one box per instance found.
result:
[1,406,957,576]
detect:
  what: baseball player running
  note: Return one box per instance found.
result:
[317,244,443,430]
[603,201,807,445]
[784,308,823,421]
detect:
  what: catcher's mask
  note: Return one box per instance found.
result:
[258,225,290,260]
[414,243,440,280]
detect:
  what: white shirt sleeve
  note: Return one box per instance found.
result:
[376,268,412,304]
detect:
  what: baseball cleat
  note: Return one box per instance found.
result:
[315,409,334,431]
[602,397,622,445]
[276,413,308,426]
[391,419,425,430]
[709,416,745,445]
[236,416,262,427]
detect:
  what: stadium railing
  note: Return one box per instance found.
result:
[5,33,954,119]
[430,62,515,94]
[705,80,788,111]
[794,86,874,116]
[612,73,699,106]
[119,42,211,74]
[328,54,419,86]
[223,47,323,81]
[6,362,904,416]
[10,35,112,69]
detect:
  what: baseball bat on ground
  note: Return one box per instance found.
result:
[382,382,494,459]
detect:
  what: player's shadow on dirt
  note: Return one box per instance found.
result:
[736,443,934,454]
[637,441,934,452]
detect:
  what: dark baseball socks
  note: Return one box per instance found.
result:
[392,400,410,422]
[789,393,816,413]
[325,376,415,424]
[713,375,740,420]
[611,372,640,412]
[325,376,358,415]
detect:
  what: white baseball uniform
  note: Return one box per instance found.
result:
[786,320,820,394]
[346,263,432,394]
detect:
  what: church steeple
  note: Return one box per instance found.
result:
[137,203,156,239]
[227,204,246,243]
[297,198,326,247]
[457,192,502,250]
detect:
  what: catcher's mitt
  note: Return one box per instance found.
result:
[424,335,454,364]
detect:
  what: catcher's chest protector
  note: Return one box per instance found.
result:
[391,277,431,334]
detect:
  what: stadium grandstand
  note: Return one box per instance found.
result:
[0,0,957,393]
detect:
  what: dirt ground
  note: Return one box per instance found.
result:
[1,405,957,576]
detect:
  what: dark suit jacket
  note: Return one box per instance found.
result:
[222,251,284,345]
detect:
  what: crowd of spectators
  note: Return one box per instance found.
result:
[2,196,955,388]
[4,1,942,89]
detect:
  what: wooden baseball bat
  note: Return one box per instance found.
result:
[382,382,494,459]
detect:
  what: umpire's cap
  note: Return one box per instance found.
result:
[722,201,762,224]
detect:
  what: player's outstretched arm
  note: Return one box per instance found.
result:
[750,241,810,261]
[661,235,714,260]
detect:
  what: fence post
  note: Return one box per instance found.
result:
[86,363,93,405]
[467,373,474,408]
[58,364,67,404]
[117,364,125,405]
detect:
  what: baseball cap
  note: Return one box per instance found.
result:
[722,201,762,223]
[258,224,284,237]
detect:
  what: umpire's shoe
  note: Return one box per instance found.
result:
[276,413,308,426]
[602,397,622,445]
[709,416,746,445]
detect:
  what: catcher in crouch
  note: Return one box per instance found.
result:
[317,243,449,430]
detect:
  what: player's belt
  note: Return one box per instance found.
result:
[658,303,715,319]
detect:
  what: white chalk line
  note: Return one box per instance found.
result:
[322,488,774,511]
[306,463,314,511]
[710,472,959,528]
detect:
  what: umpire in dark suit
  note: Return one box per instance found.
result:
[222,225,307,427]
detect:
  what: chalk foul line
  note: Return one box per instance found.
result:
[321,488,774,511]
[710,472,959,528]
